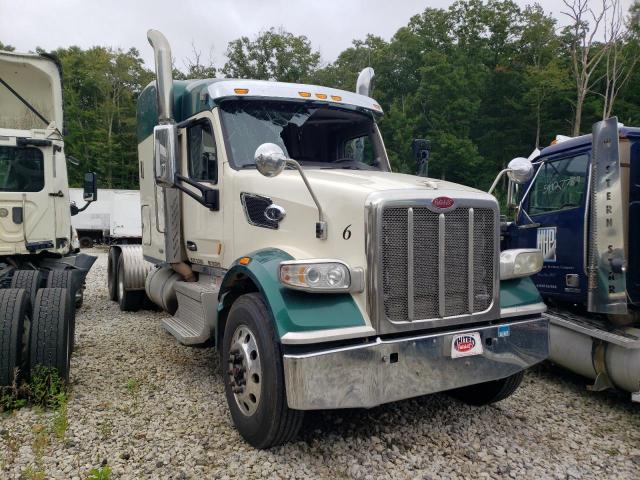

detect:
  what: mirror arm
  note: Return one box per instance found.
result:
[174,173,219,211]
[70,199,93,216]
[286,159,327,240]
[488,168,510,195]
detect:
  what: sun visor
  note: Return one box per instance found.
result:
[0,51,63,130]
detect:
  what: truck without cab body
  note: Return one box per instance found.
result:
[0,50,97,386]
[109,31,549,448]
[501,118,640,401]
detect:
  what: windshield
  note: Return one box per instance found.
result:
[219,100,387,171]
[0,146,45,192]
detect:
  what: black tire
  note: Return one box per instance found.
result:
[222,293,303,449]
[10,269,43,306]
[0,289,30,386]
[79,237,93,249]
[117,255,143,311]
[107,248,121,301]
[46,270,79,352]
[30,288,73,383]
[47,269,82,308]
[450,371,525,406]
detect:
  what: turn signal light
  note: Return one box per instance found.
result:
[239,257,251,265]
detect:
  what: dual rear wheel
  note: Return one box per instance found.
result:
[0,285,73,387]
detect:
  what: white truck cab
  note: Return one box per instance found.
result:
[0,51,97,387]
[109,31,549,448]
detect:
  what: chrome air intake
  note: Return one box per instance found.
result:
[147,29,174,124]
[366,191,500,335]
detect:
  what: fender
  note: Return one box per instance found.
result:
[218,248,365,340]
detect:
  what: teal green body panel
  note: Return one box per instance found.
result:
[500,276,542,309]
[219,249,366,339]
[137,79,219,143]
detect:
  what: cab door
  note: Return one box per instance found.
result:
[512,150,590,304]
[179,112,224,268]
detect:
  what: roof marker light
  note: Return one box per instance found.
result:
[315,93,327,99]
[298,91,311,98]
[330,95,342,101]
[234,88,249,95]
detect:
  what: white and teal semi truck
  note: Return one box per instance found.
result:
[109,30,550,448]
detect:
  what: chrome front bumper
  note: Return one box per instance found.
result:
[283,316,548,410]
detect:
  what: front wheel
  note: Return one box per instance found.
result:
[222,293,303,448]
[449,371,525,406]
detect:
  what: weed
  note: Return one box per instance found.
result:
[86,465,112,480]
[24,423,48,480]
[28,366,66,409]
[51,393,69,440]
[125,378,140,395]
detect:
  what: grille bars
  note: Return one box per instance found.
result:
[468,208,474,314]
[438,213,446,317]
[407,208,415,320]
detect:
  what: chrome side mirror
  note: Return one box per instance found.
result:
[153,124,178,186]
[254,143,287,178]
[506,157,534,184]
[356,67,375,97]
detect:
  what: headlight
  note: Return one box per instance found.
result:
[279,260,363,293]
[500,249,543,280]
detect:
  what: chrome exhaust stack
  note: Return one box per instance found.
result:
[147,29,174,124]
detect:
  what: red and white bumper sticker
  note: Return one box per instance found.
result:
[451,332,483,358]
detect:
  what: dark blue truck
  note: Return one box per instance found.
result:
[499,118,640,401]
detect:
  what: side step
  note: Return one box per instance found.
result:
[162,280,219,345]
[545,308,640,349]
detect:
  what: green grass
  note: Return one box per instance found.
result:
[85,465,112,480]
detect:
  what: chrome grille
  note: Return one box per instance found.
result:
[381,206,495,322]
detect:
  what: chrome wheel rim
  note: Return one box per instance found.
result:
[228,324,262,416]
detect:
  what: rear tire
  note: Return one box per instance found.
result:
[30,288,73,383]
[107,248,121,302]
[450,371,525,406]
[117,255,143,311]
[0,289,30,386]
[222,293,303,448]
[10,269,42,307]
[46,270,79,351]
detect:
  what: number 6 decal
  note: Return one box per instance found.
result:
[343,224,352,240]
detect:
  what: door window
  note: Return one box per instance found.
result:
[0,146,44,192]
[187,121,217,183]
[343,135,375,166]
[528,153,589,215]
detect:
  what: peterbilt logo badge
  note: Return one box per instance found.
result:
[431,196,455,210]
[453,335,476,353]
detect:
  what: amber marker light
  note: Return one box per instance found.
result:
[330,95,342,101]
[234,88,249,95]
[315,93,327,99]
[298,91,311,97]
[239,257,251,265]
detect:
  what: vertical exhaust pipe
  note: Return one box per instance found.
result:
[147,29,174,124]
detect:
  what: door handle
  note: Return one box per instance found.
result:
[186,241,198,251]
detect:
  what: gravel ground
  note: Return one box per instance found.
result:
[1,250,639,479]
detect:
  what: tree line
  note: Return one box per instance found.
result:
[1,0,638,190]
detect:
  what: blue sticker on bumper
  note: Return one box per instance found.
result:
[498,325,511,337]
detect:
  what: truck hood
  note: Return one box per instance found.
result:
[0,51,63,130]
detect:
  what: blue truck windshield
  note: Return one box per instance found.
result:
[0,146,45,192]
[219,100,385,171]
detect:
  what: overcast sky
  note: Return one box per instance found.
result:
[0,0,634,71]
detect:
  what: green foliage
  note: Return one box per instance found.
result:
[86,465,112,480]
[222,27,320,82]
[0,366,66,413]
[2,0,638,191]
